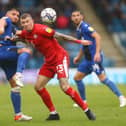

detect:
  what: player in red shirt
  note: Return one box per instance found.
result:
[16,13,96,121]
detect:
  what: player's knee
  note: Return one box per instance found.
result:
[59,81,70,92]
[18,48,32,55]
[74,72,85,81]
[74,75,81,81]
[98,74,106,82]
[34,84,39,91]
[61,85,70,92]
[25,48,32,54]
[34,84,43,91]
[9,78,18,87]
[11,86,21,92]
[100,78,106,83]
[74,75,78,81]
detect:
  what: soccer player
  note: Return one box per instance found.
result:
[71,10,126,107]
[15,13,96,121]
[0,9,32,87]
[0,8,32,121]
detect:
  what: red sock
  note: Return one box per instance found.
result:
[36,88,55,112]
[65,87,88,110]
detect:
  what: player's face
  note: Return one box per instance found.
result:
[20,17,34,31]
[7,10,20,23]
[71,11,83,25]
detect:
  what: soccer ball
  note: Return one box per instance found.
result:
[40,8,57,23]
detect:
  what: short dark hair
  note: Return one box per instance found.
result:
[7,8,21,15]
[20,13,32,19]
[72,10,84,15]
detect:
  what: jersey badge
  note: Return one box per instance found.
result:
[88,27,94,32]
[45,28,53,33]
[33,34,38,39]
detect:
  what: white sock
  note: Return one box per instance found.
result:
[119,95,125,100]
[50,111,57,115]
[84,108,89,112]
[15,112,22,116]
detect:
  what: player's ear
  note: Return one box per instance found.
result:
[81,15,84,20]
[20,21,24,28]
[71,14,74,21]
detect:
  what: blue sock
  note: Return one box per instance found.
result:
[102,78,122,97]
[75,80,86,100]
[17,52,30,73]
[11,91,21,114]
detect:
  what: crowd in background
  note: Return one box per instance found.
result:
[90,0,126,51]
[90,0,126,32]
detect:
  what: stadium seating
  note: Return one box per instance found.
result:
[90,0,126,57]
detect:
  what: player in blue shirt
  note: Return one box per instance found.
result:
[71,10,126,107]
[8,23,32,87]
[0,8,32,121]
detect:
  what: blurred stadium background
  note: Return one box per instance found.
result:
[0,0,126,85]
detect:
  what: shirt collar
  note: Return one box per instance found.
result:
[76,21,83,30]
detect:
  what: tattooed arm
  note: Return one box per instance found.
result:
[54,32,91,45]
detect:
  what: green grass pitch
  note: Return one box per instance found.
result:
[0,84,126,126]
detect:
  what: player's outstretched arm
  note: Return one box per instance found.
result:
[16,30,22,35]
[13,30,27,42]
[54,32,92,46]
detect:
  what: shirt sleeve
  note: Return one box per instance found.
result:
[2,17,11,26]
[82,24,95,36]
[39,25,55,37]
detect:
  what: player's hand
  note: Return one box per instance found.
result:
[4,35,18,41]
[16,30,22,35]
[94,52,101,62]
[12,35,19,41]
[73,56,80,64]
[4,36,13,41]
[81,40,92,46]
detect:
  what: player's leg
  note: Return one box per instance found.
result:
[35,75,56,113]
[73,72,87,107]
[59,78,96,120]
[17,48,32,73]
[98,73,126,107]
[57,56,96,120]
[9,78,32,121]
[34,65,59,120]
[2,61,32,121]
[73,61,91,107]
[94,62,126,107]
[74,72,87,100]
[13,47,32,87]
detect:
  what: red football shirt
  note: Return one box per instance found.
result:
[20,24,67,64]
